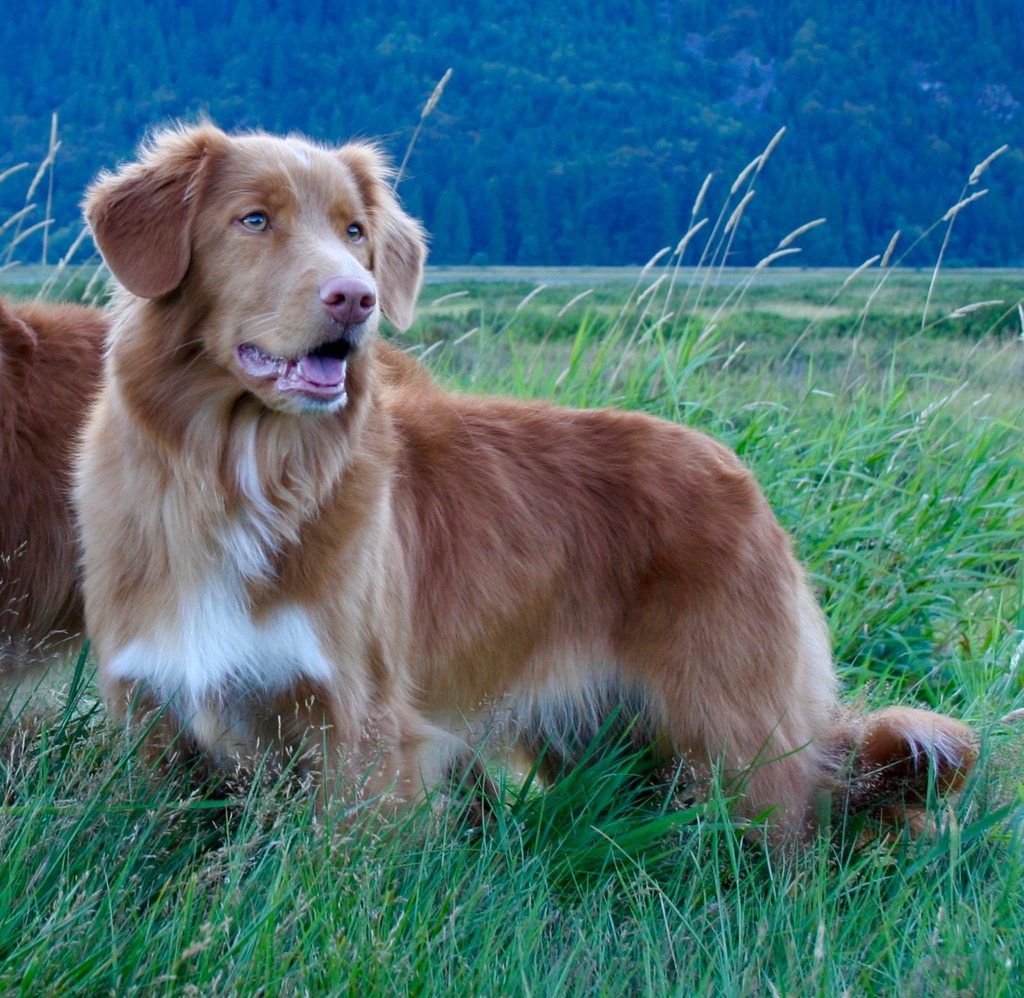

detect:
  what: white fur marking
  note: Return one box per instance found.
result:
[220,520,274,581]
[236,426,273,521]
[108,575,332,712]
[226,426,281,579]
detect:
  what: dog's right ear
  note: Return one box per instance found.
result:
[84,125,226,298]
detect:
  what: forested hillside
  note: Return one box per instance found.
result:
[2,0,1021,266]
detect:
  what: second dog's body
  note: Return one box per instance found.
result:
[1,296,105,700]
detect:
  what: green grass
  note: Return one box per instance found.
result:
[2,264,1023,993]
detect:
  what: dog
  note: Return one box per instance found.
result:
[1,295,106,710]
[77,124,977,843]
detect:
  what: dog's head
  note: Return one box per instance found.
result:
[85,124,426,414]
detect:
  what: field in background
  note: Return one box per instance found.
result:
[6,262,1024,394]
[410,265,1024,406]
[1,261,1023,991]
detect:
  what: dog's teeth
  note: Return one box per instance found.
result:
[238,342,288,378]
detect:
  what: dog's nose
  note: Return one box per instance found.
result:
[319,276,376,325]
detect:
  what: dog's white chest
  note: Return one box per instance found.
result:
[107,560,332,710]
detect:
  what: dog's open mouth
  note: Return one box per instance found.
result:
[236,336,352,402]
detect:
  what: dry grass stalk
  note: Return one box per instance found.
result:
[428,290,470,308]
[636,273,666,305]
[969,145,1009,185]
[947,300,1004,319]
[42,113,58,265]
[395,69,453,190]
[657,218,709,331]
[675,218,709,257]
[943,189,989,222]
[38,224,91,300]
[8,219,51,252]
[690,172,713,218]
[515,284,550,311]
[0,163,30,187]
[841,256,881,289]
[783,254,880,366]
[777,218,826,250]
[640,246,672,274]
[81,261,109,304]
[923,178,995,331]
[880,230,901,269]
[4,118,61,265]
[755,248,801,269]
[724,190,756,235]
[556,289,593,317]
[730,156,761,195]
[451,325,480,346]
[757,126,787,173]
[0,204,36,238]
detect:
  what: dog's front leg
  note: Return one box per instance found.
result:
[336,699,477,816]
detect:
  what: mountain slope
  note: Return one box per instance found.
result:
[1,0,1021,266]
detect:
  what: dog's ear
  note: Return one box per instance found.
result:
[338,143,427,331]
[84,125,226,299]
[0,297,36,356]
[0,298,37,382]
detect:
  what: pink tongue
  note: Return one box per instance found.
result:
[296,354,346,387]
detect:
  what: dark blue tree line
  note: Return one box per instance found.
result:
[1,0,1021,267]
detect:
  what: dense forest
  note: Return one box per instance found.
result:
[1,0,1021,267]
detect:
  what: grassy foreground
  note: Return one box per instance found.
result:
[2,265,1023,994]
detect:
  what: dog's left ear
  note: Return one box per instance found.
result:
[338,143,427,331]
[0,298,37,378]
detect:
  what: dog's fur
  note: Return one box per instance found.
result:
[1,296,106,703]
[78,125,977,842]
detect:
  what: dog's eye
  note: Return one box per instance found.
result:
[240,212,270,232]
[346,223,365,243]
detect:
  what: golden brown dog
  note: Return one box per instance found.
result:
[1,295,106,707]
[78,124,976,842]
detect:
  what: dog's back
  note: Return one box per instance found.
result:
[0,296,106,682]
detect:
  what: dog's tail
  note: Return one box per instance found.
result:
[0,296,38,381]
[825,706,978,827]
[517,682,978,833]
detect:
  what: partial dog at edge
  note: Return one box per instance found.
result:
[1,296,106,710]
[77,124,977,845]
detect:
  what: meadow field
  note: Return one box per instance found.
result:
[1,261,1023,993]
